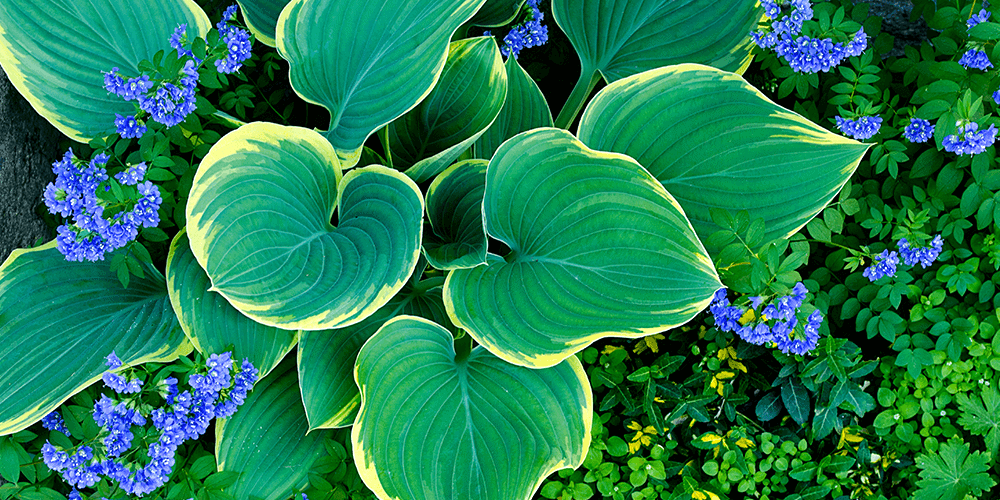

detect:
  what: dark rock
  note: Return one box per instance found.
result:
[0,66,64,263]
[864,0,930,58]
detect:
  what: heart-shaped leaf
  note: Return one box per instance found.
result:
[216,353,333,500]
[236,0,290,47]
[0,243,188,435]
[276,0,487,164]
[577,64,871,250]
[468,0,526,27]
[352,316,592,500]
[186,122,424,331]
[299,271,453,430]
[423,159,488,270]
[550,0,760,127]
[0,0,210,142]
[445,128,721,368]
[391,37,507,183]
[473,56,552,161]
[166,229,297,378]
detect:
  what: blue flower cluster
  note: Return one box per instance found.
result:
[41,411,70,437]
[751,0,867,73]
[862,235,943,281]
[500,0,549,59]
[835,115,882,140]
[958,48,993,70]
[215,6,253,74]
[710,283,823,355]
[968,8,991,28]
[40,352,258,498]
[863,249,898,281]
[42,150,160,261]
[942,122,998,155]
[903,117,935,143]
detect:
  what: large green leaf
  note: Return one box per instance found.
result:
[577,64,871,250]
[166,229,297,378]
[445,128,721,368]
[0,243,189,435]
[276,0,487,164]
[0,0,210,142]
[549,0,759,127]
[352,316,592,500]
[186,122,424,331]
[216,353,332,500]
[235,0,289,47]
[468,0,526,27]
[298,270,453,430]
[391,37,507,183]
[423,159,488,270]
[473,56,553,161]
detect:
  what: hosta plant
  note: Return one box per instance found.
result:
[0,0,870,499]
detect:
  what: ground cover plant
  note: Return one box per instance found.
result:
[0,0,998,499]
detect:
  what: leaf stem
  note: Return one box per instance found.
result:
[554,66,600,130]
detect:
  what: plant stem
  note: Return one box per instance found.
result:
[454,333,474,362]
[554,66,600,130]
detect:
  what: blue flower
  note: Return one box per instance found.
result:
[103,68,126,97]
[863,249,899,281]
[968,9,991,29]
[903,117,934,143]
[106,352,122,369]
[216,27,253,74]
[994,89,1000,105]
[959,49,993,70]
[41,411,71,437]
[942,122,998,155]
[69,490,82,500]
[501,0,549,58]
[774,310,823,355]
[170,24,193,58]
[835,115,882,140]
[121,75,154,101]
[898,235,943,268]
[114,113,147,139]
[114,162,147,186]
[133,181,163,228]
[218,4,239,32]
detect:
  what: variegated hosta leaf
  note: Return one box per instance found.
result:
[166,229,297,378]
[216,354,333,500]
[577,64,871,251]
[423,159,488,270]
[298,272,453,430]
[551,0,760,82]
[186,122,424,331]
[236,0,290,47]
[0,0,210,142]
[352,316,592,500]
[391,37,507,183]
[0,243,189,435]
[468,0,526,27]
[473,56,553,161]
[276,0,487,164]
[445,128,722,368]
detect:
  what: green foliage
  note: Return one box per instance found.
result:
[914,440,996,500]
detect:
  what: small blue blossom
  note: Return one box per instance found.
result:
[121,75,154,101]
[836,115,882,140]
[959,48,993,70]
[218,4,239,32]
[114,113,146,139]
[170,24,193,58]
[41,411,71,437]
[501,0,549,58]
[903,117,934,143]
[942,122,998,155]
[994,89,1000,105]
[898,235,943,268]
[216,27,253,74]
[106,352,122,369]
[69,490,82,500]
[863,249,899,281]
[114,162,147,186]
[103,67,126,97]
[774,310,823,355]
[968,9,991,29]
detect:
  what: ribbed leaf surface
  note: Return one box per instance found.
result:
[276,0,486,164]
[393,37,506,183]
[468,0,526,27]
[166,229,297,378]
[473,56,552,160]
[577,64,871,249]
[298,275,452,430]
[235,0,289,46]
[445,128,721,368]
[0,243,188,435]
[552,0,759,82]
[186,122,424,331]
[0,0,210,141]
[423,160,488,270]
[352,317,592,500]
[216,354,332,500]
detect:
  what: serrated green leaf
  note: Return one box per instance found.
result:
[914,440,996,500]
[956,386,1000,458]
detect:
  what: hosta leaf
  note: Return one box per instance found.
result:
[473,56,553,161]
[552,0,758,82]
[468,0,526,27]
[392,37,506,183]
[352,316,592,500]
[0,0,210,142]
[578,64,870,253]
[0,243,188,435]
[235,0,290,47]
[166,229,297,378]
[444,128,721,368]
[276,0,487,164]
[423,159,488,270]
[186,122,424,331]
[216,354,332,500]
[298,273,454,430]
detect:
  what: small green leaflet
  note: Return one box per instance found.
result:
[957,386,1000,458]
[914,439,996,500]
